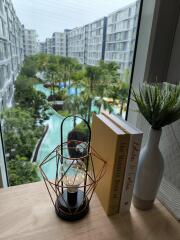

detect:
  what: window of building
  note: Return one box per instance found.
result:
[0,17,4,37]
[0,0,3,13]
[0,65,5,89]
[0,40,4,60]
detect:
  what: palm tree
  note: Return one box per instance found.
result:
[63,67,87,126]
[55,63,65,91]
[46,63,58,97]
[59,57,80,88]
[77,62,121,123]
[83,65,101,123]
[64,95,83,127]
[98,61,129,117]
[119,81,129,116]
[36,53,49,75]
[107,80,129,116]
[93,61,120,114]
[71,68,85,95]
[94,98,113,114]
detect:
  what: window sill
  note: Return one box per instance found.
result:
[0,182,179,240]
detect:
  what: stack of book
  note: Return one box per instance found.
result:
[91,111,143,215]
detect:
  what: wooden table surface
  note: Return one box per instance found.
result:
[0,182,180,240]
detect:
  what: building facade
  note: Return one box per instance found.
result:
[85,17,107,66]
[52,32,66,56]
[104,1,140,74]
[67,26,86,64]
[67,1,139,71]
[0,0,24,110]
[23,28,38,57]
[45,38,53,55]
[39,31,68,56]
[39,42,46,53]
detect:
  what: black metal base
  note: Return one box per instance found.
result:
[55,190,89,221]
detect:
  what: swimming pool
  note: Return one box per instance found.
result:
[36,109,77,180]
[34,84,51,98]
[34,84,82,179]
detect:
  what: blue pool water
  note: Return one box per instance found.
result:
[37,109,76,180]
[33,84,82,179]
[34,83,81,98]
[68,88,81,95]
[34,84,51,98]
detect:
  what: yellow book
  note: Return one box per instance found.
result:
[101,110,143,213]
[91,113,130,215]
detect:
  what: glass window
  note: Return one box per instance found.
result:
[0,0,142,187]
[0,0,3,13]
[0,40,4,60]
[0,17,4,37]
[0,65,5,89]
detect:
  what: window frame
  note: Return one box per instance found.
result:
[125,0,144,120]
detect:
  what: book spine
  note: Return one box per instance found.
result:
[108,137,130,215]
[119,134,142,213]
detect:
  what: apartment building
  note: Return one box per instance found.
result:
[67,26,86,64]
[85,17,107,66]
[37,1,139,73]
[67,1,139,70]
[39,31,68,56]
[104,1,140,74]
[52,32,66,56]
[39,42,46,53]
[0,0,24,109]
[64,29,70,57]
[45,38,53,55]
[39,38,53,55]
[23,28,38,57]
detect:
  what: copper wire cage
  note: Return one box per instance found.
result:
[39,116,106,221]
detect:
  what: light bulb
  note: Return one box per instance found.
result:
[62,160,86,194]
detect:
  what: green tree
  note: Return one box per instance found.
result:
[63,94,84,127]
[83,65,101,123]
[36,53,50,72]
[59,57,80,87]
[122,68,131,82]
[2,107,43,159]
[46,62,58,97]
[21,56,37,77]
[14,75,49,120]
[8,156,40,186]
[107,80,129,116]
[94,61,120,113]
[81,61,120,121]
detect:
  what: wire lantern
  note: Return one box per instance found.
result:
[39,116,106,221]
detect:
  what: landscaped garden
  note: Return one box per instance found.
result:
[1,53,130,186]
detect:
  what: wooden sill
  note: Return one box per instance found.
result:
[0,182,179,240]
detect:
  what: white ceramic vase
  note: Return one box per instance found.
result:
[133,127,164,210]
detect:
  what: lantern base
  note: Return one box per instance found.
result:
[55,190,89,221]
